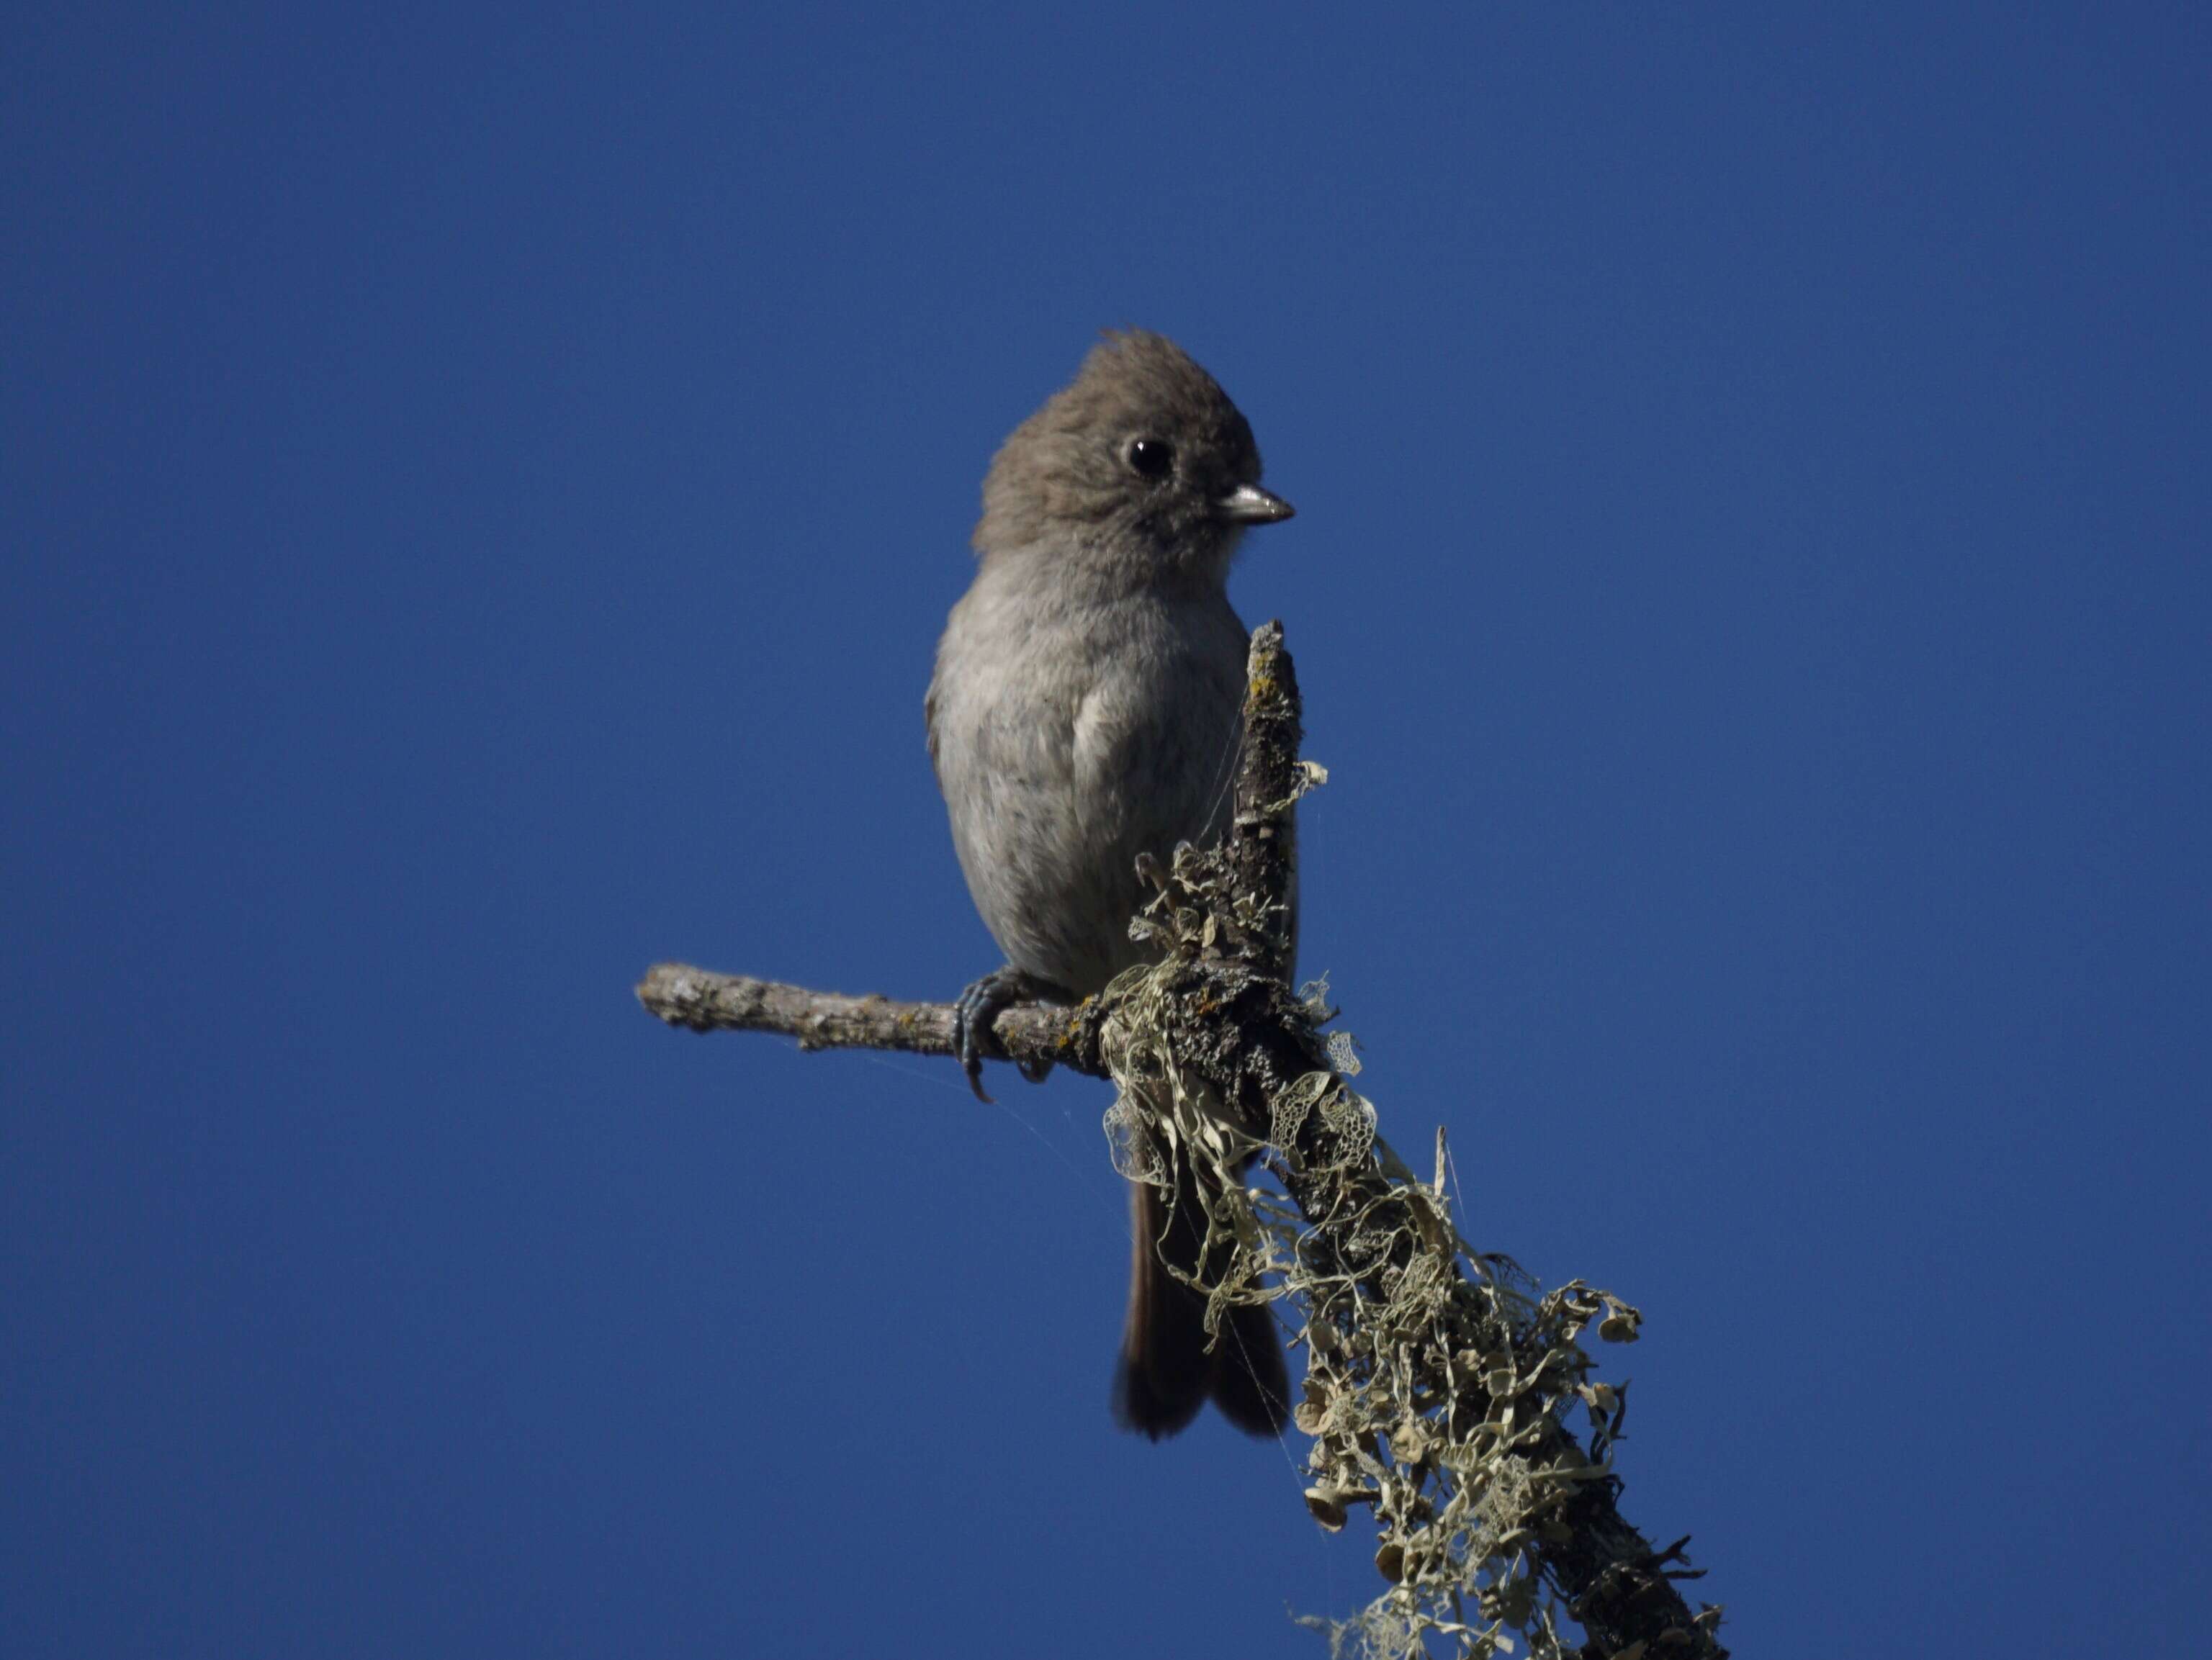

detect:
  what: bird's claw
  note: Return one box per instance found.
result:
[952,967,1064,1101]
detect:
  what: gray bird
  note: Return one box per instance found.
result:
[925,330,1297,1438]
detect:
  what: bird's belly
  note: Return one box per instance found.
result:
[940,639,1242,996]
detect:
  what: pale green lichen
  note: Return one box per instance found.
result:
[1098,843,1660,1660]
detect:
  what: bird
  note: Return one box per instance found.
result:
[925,329,1298,1438]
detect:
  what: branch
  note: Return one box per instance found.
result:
[637,962,1104,1075]
[1227,620,1304,983]
[636,621,1725,1660]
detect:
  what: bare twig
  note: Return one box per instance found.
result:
[637,962,1103,1075]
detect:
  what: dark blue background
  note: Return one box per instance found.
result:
[7,6,2207,1655]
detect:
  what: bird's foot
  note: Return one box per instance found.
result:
[952,967,1067,1102]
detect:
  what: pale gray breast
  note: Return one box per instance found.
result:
[930,569,1249,995]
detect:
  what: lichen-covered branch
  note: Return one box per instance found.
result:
[636,622,1726,1660]
[1227,619,1305,983]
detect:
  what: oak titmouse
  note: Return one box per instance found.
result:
[926,330,1295,1438]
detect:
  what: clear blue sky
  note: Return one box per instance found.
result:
[6,6,2207,1655]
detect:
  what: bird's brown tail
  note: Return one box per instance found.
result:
[1112,1171,1290,1439]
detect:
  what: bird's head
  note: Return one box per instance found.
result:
[974,330,1292,586]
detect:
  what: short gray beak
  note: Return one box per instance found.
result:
[1219,482,1295,525]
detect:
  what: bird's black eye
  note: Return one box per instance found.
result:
[1126,438,1174,479]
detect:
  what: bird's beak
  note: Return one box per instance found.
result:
[1218,482,1295,525]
